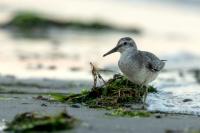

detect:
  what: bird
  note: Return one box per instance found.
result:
[103,37,165,103]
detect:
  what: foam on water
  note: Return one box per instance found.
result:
[147,71,200,115]
[0,120,6,132]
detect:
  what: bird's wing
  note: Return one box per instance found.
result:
[139,51,165,72]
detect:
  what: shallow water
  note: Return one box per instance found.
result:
[148,71,200,115]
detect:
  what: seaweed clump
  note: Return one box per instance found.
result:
[51,63,157,109]
[4,112,77,132]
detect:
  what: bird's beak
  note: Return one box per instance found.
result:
[103,45,119,57]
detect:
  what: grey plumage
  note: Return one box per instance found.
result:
[139,51,165,72]
[103,37,165,86]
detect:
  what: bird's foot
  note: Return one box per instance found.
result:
[142,103,148,110]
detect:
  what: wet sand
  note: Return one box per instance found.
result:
[1,93,200,133]
[0,75,200,133]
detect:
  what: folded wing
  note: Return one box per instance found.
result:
[140,51,165,72]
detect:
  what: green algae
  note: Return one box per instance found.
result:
[0,11,142,35]
[50,74,157,109]
[4,112,77,133]
[106,108,151,117]
[0,96,12,101]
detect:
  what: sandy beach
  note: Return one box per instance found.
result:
[0,0,200,132]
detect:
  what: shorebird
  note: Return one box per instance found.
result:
[103,37,165,102]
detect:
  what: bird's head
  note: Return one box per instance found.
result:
[103,37,137,57]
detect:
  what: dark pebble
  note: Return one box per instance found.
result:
[48,65,57,70]
[165,129,183,133]
[183,99,193,102]
[155,115,162,119]
[21,103,30,104]
[41,103,47,107]
[70,104,81,108]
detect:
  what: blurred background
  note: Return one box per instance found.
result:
[0,0,200,80]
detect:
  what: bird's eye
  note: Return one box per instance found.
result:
[123,42,127,45]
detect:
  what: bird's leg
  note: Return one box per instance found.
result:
[140,85,144,102]
[143,86,148,103]
[118,90,121,97]
[125,79,128,88]
[142,85,148,109]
